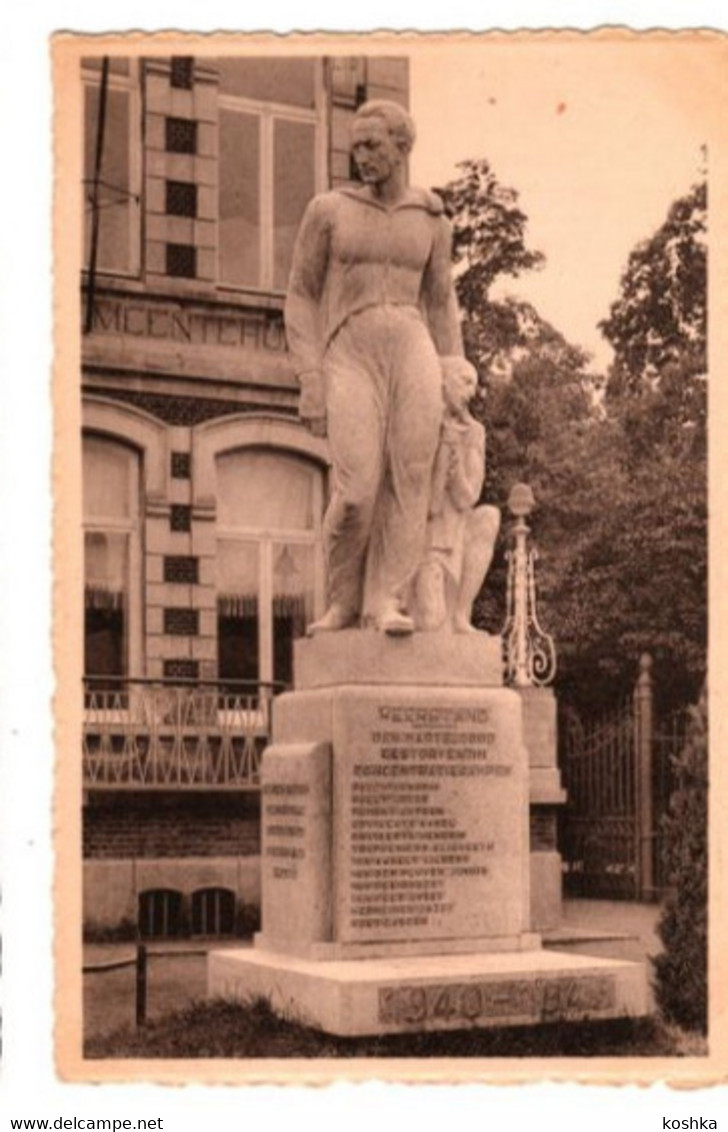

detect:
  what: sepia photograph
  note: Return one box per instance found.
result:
[50,30,726,1083]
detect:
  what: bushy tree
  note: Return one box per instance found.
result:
[438,163,706,713]
[437,162,606,657]
[652,691,708,1032]
[600,181,706,397]
[515,182,706,711]
[438,158,545,308]
[552,416,706,711]
[472,319,600,639]
[578,182,708,710]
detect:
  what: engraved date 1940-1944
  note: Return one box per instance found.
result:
[378,975,617,1027]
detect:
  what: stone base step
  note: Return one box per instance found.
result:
[208,946,648,1037]
[543,926,648,964]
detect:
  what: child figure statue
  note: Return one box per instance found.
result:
[413,357,500,633]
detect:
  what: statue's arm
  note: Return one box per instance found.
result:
[284,196,332,421]
[421,214,464,357]
[447,422,485,511]
[428,438,450,517]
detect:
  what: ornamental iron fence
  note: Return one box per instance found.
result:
[82,677,283,790]
[559,655,689,901]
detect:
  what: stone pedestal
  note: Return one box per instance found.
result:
[209,947,647,1037]
[260,682,533,958]
[208,631,647,1035]
[518,687,567,931]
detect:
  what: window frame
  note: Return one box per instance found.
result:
[191,887,236,936]
[139,889,184,939]
[217,65,327,295]
[81,59,142,278]
[215,448,326,687]
[82,433,144,682]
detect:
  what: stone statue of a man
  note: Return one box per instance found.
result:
[285,99,463,636]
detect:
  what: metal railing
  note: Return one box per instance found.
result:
[83,677,284,790]
[559,655,691,902]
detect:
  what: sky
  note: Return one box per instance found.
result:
[410,37,713,372]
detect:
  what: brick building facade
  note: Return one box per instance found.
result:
[81,54,410,936]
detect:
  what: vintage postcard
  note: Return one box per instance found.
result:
[52,29,727,1084]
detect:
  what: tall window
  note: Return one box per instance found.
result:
[82,58,141,275]
[216,449,324,688]
[217,58,322,292]
[83,435,141,681]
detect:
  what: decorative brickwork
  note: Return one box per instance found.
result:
[166,243,197,279]
[170,503,192,531]
[83,793,261,859]
[85,389,299,427]
[171,451,192,478]
[170,57,194,90]
[164,555,199,583]
[530,808,558,851]
[164,607,200,636]
[163,658,200,680]
[165,116,197,154]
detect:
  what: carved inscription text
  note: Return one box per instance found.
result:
[379,976,617,1027]
[263,781,309,881]
[343,698,517,940]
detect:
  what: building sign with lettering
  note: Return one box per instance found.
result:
[86,297,288,352]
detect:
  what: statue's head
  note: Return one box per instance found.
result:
[353,100,417,154]
[350,100,416,184]
[442,356,478,413]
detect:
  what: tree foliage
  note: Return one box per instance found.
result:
[438,158,545,305]
[437,161,608,682]
[583,182,708,710]
[653,691,708,1033]
[437,162,707,712]
[552,411,706,711]
[600,181,706,398]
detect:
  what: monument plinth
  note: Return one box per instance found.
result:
[208,633,648,1035]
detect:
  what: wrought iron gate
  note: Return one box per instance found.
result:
[559,655,687,901]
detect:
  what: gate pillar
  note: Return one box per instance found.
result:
[517,686,566,930]
[634,653,655,901]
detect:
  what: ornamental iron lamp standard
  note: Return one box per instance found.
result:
[502,482,557,687]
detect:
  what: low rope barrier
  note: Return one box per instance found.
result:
[83,943,208,1026]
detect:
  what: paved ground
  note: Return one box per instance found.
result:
[83,939,247,1041]
[544,898,662,1009]
[83,900,664,1042]
[564,898,661,950]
